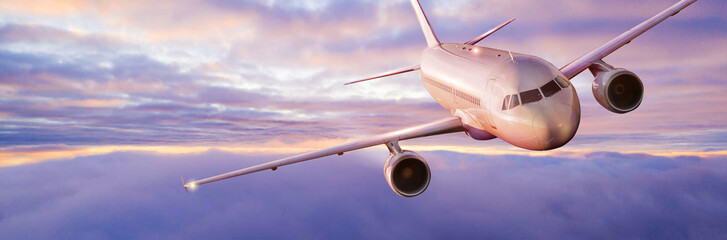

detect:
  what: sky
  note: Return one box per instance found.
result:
[1,0,726,238]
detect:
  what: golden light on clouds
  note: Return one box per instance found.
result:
[0,0,86,15]
[48,99,127,108]
[3,139,725,168]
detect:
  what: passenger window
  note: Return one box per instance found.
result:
[502,95,510,110]
[520,89,543,104]
[509,94,520,109]
[555,76,570,88]
[540,80,561,97]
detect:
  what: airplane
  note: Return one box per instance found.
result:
[183,0,697,197]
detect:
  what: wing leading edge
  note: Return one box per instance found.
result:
[344,65,420,85]
[560,0,696,79]
[464,18,515,46]
[184,117,463,190]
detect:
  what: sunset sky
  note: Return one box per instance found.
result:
[1,0,726,238]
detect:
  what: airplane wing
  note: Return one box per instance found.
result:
[560,0,696,79]
[184,116,463,190]
[344,65,420,85]
[464,18,515,46]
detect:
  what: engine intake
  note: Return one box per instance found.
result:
[592,68,644,114]
[384,150,430,197]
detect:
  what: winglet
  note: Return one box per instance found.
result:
[410,0,440,47]
[182,176,188,193]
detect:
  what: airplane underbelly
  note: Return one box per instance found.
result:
[454,109,496,140]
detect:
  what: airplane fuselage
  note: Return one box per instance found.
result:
[420,44,581,150]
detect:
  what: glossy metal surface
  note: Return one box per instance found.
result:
[420,44,580,150]
[592,68,643,114]
[384,150,430,197]
[464,18,515,46]
[345,65,420,85]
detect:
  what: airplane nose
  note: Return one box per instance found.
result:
[531,100,579,150]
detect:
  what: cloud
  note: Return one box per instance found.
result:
[1,1,724,238]
[0,0,86,16]
[0,0,725,166]
[0,36,456,151]
[1,150,726,239]
[0,1,723,239]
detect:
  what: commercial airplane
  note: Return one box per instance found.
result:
[183,0,696,197]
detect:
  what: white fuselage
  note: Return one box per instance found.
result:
[420,44,581,150]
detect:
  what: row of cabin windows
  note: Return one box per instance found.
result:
[425,77,451,92]
[425,78,481,106]
[502,76,570,110]
[454,88,481,106]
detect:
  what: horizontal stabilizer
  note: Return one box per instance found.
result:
[344,65,420,85]
[465,18,515,45]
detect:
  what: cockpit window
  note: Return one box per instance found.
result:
[502,95,510,110]
[520,89,543,104]
[555,76,570,88]
[509,94,520,109]
[540,80,561,97]
[504,76,569,110]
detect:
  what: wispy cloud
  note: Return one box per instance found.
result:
[0,0,725,167]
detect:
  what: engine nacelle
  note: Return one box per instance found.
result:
[592,68,644,114]
[383,150,431,197]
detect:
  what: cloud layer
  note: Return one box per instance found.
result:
[1,150,726,239]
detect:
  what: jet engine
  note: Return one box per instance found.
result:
[590,62,644,114]
[383,150,431,197]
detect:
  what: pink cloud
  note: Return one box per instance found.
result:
[0,0,723,161]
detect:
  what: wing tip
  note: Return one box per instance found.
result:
[182,176,188,193]
[182,177,197,193]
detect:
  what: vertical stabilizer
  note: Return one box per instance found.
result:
[410,0,440,47]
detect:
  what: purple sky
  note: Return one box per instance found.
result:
[1,0,726,238]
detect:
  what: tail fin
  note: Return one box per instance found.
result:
[410,0,440,47]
